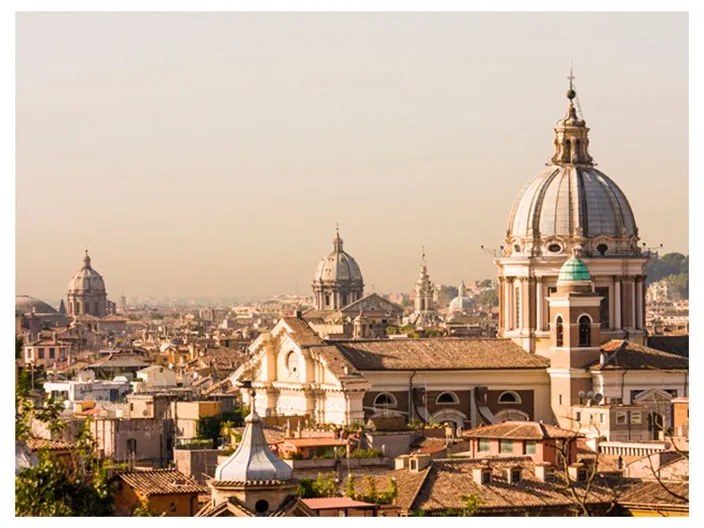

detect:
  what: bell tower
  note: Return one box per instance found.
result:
[546,250,602,427]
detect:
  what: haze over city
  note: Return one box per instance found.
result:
[16,12,688,301]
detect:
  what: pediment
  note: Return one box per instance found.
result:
[633,388,675,403]
[340,293,403,316]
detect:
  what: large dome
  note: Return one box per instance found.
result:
[15,295,57,315]
[67,251,106,294]
[505,84,640,258]
[314,231,363,284]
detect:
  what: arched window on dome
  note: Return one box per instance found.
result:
[555,316,564,347]
[436,391,459,405]
[325,294,330,307]
[498,391,522,404]
[373,392,397,408]
[76,300,82,315]
[579,315,591,347]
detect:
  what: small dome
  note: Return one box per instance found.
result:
[558,255,592,283]
[448,281,474,314]
[313,231,363,284]
[67,251,106,294]
[214,411,292,482]
[15,295,58,315]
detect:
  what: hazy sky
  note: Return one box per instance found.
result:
[15,12,688,301]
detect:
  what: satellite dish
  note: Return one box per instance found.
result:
[594,393,603,404]
[578,390,585,399]
[586,391,594,399]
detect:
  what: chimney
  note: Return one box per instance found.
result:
[394,455,410,470]
[599,350,608,367]
[504,466,522,484]
[534,462,553,482]
[408,453,432,473]
[295,309,302,319]
[568,462,588,483]
[472,461,492,485]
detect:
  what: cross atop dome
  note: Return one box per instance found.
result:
[333,224,343,252]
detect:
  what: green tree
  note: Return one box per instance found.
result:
[15,404,116,516]
[16,335,24,360]
[666,273,689,299]
[297,473,340,498]
[476,288,499,307]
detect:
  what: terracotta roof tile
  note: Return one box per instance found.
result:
[280,317,326,347]
[26,438,76,451]
[118,469,207,496]
[412,457,613,513]
[594,340,689,370]
[617,479,688,507]
[462,421,580,440]
[334,338,549,370]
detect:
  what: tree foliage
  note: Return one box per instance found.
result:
[297,472,340,498]
[475,288,499,307]
[15,393,116,516]
[196,409,246,443]
[645,253,688,285]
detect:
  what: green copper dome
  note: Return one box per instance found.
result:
[558,256,592,282]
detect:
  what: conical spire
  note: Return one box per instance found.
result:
[550,69,593,166]
[458,280,466,297]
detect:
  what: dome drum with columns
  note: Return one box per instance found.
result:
[496,74,649,355]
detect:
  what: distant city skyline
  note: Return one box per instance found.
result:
[16,12,688,301]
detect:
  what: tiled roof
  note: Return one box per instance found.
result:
[462,421,579,440]
[592,340,689,371]
[646,335,689,358]
[314,345,362,379]
[88,353,150,369]
[617,479,688,508]
[301,309,342,323]
[118,469,207,496]
[335,338,549,371]
[26,438,76,451]
[411,457,614,514]
[280,317,326,347]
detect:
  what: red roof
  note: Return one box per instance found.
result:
[302,497,378,510]
[283,438,347,447]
